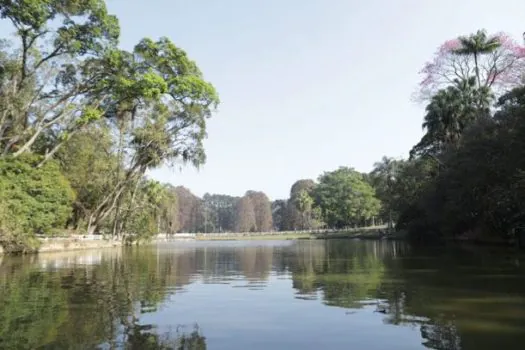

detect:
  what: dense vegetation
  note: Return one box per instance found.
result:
[384,30,525,245]
[1,1,524,249]
[0,0,219,249]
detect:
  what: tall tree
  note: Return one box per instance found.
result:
[416,30,525,101]
[202,194,238,232]
[235,195,256,233]
[0,0,120,158]
[83,37,219,234]
[370,156,404,228]
[411,77,492,159]
[271,200,288,231]
[55,125,117,230]
[288,179,321,230]
[314,167,380,229]
[453,30,503,89]
[158,185,179,235]
[175,186,201,233]
[246,191,273,232]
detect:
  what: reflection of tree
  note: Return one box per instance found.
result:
[0,248,199,349]
[288,240,387,308]
[238,246,273,281]
[380,246,525,350]
[3,241,525,350]
[0,244,278,349]
[421,320,461,350]
[123,322,207,350]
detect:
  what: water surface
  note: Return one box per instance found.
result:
[1,240,524,349]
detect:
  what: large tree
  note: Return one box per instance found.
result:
[271,199,288,231]
[202,193,238,232]
[235,195,256,233]
[286,179,317,230]
[0,0,120,158]
[314,167,380,229]
[246,191,273,232]
[83,37,219,235]
[175,186,202,233]
[369,156,404,227]
[416,30,525,101]
[55,124,118,230]
[411,77,493,158]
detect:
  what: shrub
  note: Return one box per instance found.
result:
[0,155,75,248]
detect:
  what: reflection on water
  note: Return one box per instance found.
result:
[0,241,524,349]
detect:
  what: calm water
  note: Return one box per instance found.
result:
[1,240,525,349]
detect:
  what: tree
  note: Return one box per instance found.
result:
[416,30,525,101]
[314,167,380,229]
[411,77,492,159]
[158,185,179,235]
[370,156,404,227]
[271,200,288,231]
[0,0,120,159]
[0,155,75,250]
[454,30,505,90]
[82,37,219,234]
[55,125,118,230]
[175,187,201,233]
[235,195,256,233]
[246,191,273,232]
[202,194,238,233]
[287,179,318,230]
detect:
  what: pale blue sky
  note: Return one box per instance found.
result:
[106,0,525,199]
[4,1,525,200]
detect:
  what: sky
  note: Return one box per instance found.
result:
[4,0,525,200]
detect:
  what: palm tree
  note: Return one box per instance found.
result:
[411,77,493,158]
[453,29,501,89]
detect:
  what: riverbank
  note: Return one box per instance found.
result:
[0,227,404,255]
[195,228,407,241]
[0,237,122,255]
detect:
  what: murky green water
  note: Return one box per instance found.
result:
[1,240,524,349]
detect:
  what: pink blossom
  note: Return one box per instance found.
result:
[513,46,525,58]
[439,39,461,53]
[495,32,514,49]
[420,76,432,87]
[420,61,435,74]
[415,31,525,101]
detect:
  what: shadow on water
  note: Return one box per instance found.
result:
[0,241,524,349]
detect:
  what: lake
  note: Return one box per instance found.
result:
[1,239,524,349]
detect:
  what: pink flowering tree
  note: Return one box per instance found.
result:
[416,30,525,101]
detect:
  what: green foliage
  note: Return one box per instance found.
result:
[0,155,74,243]
[314,167,380,229]
[383,29,525,244]
[0,1,220,244]
[411,77,492,158]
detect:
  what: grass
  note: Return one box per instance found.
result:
[195,233,313,241]
[194,226,407,241]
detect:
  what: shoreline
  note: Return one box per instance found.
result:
[0,237,123,255]
[0,229,398,255]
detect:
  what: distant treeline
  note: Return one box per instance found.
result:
[170,167,382,234]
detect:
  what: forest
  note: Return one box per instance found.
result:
[1,1,525,249]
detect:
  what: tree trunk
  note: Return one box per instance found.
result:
[12,126,44,157]
[474,52,481,89]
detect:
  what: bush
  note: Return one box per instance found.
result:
[0,155,75,247]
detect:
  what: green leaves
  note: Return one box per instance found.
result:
[75,106,103,127]
[314,167,380,229]
[0,155,75,238]
[0,0,119,54]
